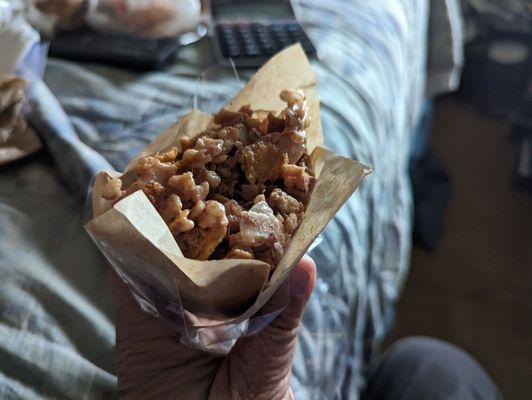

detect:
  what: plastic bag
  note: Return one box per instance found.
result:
[0,3,43,162]
[86,0,203,38]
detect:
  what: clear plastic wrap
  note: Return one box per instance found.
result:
[26,0,206,40]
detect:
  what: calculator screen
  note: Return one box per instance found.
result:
[212,0,294,22]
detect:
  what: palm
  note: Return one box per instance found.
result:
[113,257,316,400]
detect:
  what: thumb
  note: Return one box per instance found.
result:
[264,255,317,335]
[219,256,316,399]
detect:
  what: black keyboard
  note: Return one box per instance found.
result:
[214,22,316,66]
[49,30,181,70]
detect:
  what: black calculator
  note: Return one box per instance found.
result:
[210,0,317,67]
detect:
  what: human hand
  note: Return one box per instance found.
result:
[113,255,317,400]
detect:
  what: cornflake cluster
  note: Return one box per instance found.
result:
[102,90,315,268]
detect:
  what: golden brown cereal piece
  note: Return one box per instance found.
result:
[283,213,299,235]
[158,194,182,221]
[239,141,283,183]
[102,177,123,201]
[181,148,211,169]
[281,163,311,194]
[198,168,221,189]
[268,188,301,215]
[142,181,165,205]
[214,125,246,152]
[188,200,206,220]
[225,247,254,260]
[224,199,244,233]
[195,137,227,164]
[168,208,195,235]
[241,183,266,202]
[180,136,196,151]
[155,147,179,162]
[128,156,177,189]
[197,201,228,230]
[167,172,209,204]
[177,201,228,260]
[176,228,203,258]
[214,108,259,131]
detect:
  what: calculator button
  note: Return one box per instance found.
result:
[257,34,270,44]
[257,30,269,38]
[240,32,253,41]
[220,34,237,45]
[240,30,253,39]
[262,46,276,56]
[225,37,238,47]
[227,47,241,58]
[221,29,235,37]
[223,40,241,56]
[287,23,300,31]
[217,25,233,35]
[236,23,250,34]
[272,31,289,41]
[271,27,288,37]
[222,31,236,40]
[258,40,272,51]
[271,23,285,32]
[244,46,260,56]
[250,23,266,32]
[288,30,304,41]
[242,39,257,49]
[273,36,291,47]
[227,41,240,50]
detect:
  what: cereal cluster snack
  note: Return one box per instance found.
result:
[102,90,315,268]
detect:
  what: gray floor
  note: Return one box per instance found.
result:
[386,97,532,399]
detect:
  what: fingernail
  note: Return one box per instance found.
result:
[290,266,310,297]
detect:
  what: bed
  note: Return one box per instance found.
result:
[0,1,462,398]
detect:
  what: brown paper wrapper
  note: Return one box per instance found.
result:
[85,44,371,352]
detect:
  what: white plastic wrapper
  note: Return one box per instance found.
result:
[0,1,40,78]
[86,0,203,38]
[0,2,43,162]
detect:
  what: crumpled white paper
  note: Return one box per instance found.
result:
[0,2,40,79]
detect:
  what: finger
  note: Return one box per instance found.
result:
[218,256,316,398]
[265,254,316,333]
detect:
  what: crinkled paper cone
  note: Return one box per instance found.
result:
[85,44,371,324]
